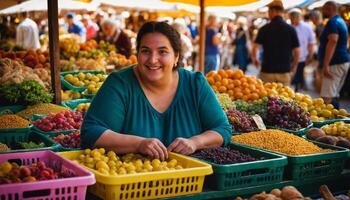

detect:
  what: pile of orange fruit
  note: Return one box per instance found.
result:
[206,69,267,101]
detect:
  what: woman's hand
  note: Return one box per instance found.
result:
[167,137,197,155]
[137,138,168,161]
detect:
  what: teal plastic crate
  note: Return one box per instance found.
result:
[0,105,26,115]
[198,143,287,190]
[60,70,105,92]
[266,123,313,136]
[313,118,350,127]
[285,141,349,180]
[61,99,91,110]
[0,131,60,153]
[40,130,81,152]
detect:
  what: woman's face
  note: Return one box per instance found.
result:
[137,32,179,83]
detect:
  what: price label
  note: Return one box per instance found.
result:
[252,114,266,130]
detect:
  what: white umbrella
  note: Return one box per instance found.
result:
[308,0,350,9]
[97,0,178,11]
[0,0,99,15]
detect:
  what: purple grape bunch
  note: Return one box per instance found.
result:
[226,109,259,133]
[265,96,311,130]
[190,147,260,165]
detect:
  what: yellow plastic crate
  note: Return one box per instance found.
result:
[59,150,213,200]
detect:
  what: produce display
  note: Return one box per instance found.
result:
[232,129,332,156]
[216,93,235,111]
[0,143,10,152]
[63,72,107,95]
[190,147,259,165]
[61,90,82,101]
[0,49,50,69]
[32,110,83,132]
[264,82,349,121]
[0,160,75,184]
[321,121,350,140]
[234,97,268,118]
[74,148,184,175]
[265,96,311,130]
[206,69,267,101]
[0,58,51,89]
[235,186,309,200]
[17,103,69,119]
[52,130,80,148]
[76,102,90,112]
[226,109,259,133]
[17,141,45,149]
[305,125,350,149]
[107,51,137,70]
[0,114,30,129]
[0,80,53,105]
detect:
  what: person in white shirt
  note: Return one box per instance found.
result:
[289,8,315,91]
[16,17,41,50]
[172,19,193,68]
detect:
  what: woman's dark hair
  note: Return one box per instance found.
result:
[136,21,183,69]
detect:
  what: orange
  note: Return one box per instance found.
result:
[243,88,251,95]
[233,87,242,93]
[227,90,234,97]
[259,89,268,97]
[206,71,216,78]
[242,82,249,89]
[242,95,249,102]
[235,92,243,99]
[249,93,259,100]
[233,79,241,87]
[221,78,229,86]
[232,69,244,79]
[207,77,215,85]
[215,81,222,87]
[249,84,256,91]
[226,69,235,78]
[213,74,222,82]
[247,76,257,85]
[227,83,235,90]
[218,69,228,79]
[218,86,227,93]
[211,85,218,92]
[240,77,247,84]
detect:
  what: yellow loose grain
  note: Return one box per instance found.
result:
[232,129,332,156]
[17,103,69,119]
[0,114,30,129]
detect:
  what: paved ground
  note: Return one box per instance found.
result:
[242,64,350,112]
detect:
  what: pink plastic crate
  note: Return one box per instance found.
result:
[0,150,95,200]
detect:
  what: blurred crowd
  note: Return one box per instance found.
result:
[0,0,350,107]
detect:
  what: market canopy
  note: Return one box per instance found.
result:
[308,0,350,9]
[97,0,179,11]
[0,0,99,15]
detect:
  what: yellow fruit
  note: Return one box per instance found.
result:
[96,161,110,170]
[310,110,318,116]
[339,109,348,116]
[321,110,332,118]
[0,162,12,174]
[98,168,109,175]
[326,104,334,110]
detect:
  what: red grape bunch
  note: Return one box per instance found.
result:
[33,110,83,132]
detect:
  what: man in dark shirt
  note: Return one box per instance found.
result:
[318,1,350,108]
[252,0,300,86]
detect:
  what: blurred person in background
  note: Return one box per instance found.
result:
[232,17,251,72]
[205,15,221,74]
[97,19,132,57]
[252,0,300,86]
[318,1,349,108]
[309,10,325,42]
[16,13,41,50]
[289,8,315,92]
[81,14,99,40]
[65,12,86,42]
[172,19,193,68]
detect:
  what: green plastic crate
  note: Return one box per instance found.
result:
[0,105,26,115]
[60,70,105,92]
[61,99,91,110]
[195,143,287,191]
[266,123,313,136]
[313,118,350,127]
[0,131,60,153]
[32,125,76,138]
[237,140,350,180]
[38,130,80,152]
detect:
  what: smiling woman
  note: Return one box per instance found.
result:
[81,21,232,161]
